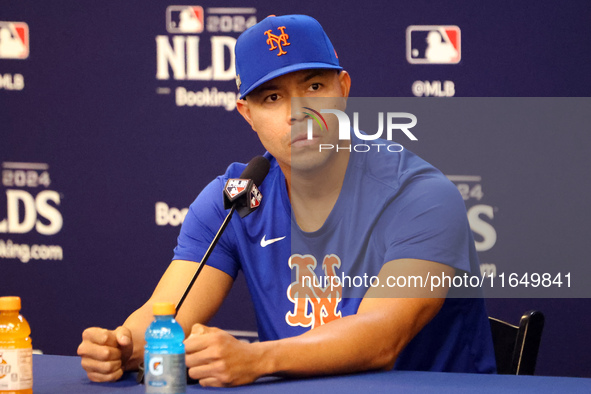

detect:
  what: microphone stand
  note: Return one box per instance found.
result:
[175,205,235,314]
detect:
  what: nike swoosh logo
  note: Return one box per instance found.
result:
[260,235,286,247]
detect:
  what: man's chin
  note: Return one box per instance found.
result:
[290,149,335,174]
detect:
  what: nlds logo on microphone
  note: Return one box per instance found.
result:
[250,187,262,208]
[224,178,262,210]
[222,156,268,218]
[225,179,249,199]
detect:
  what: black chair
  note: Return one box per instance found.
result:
[488,310,545,375]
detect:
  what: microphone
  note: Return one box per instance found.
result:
[138,155,270,384]
[233,155,271,189]
[223,155,271,218]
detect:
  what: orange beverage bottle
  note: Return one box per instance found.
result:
[0,297,32,394]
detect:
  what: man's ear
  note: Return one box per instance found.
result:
[338,70,351,98]
[236,99,256,131]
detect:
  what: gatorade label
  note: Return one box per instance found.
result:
[145,353,186,394]
[0,348,33,390]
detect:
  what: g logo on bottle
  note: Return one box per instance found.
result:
[148,356,164,376]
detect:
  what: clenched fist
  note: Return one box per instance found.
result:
[77,326,134,382]
[185,323,268,387]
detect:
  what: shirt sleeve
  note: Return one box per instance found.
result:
[380,174,473,273]
[172,176,241,279]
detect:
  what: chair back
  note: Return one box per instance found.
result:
[489,310,545,375]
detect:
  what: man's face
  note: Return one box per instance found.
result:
[237,69,351,174]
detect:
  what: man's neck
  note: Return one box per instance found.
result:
[283,150,351,232]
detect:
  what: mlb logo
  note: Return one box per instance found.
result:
[225,179,249,198]
[406,25,461,64]
[250,186,262,209]
[166,6,204,33]
[0,22,29,59]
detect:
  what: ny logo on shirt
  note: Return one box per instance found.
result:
[286,254,343,330]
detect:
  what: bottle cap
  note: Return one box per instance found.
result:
[153,302,175,316]
[0,296,21,311]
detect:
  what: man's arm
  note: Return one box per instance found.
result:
[77,260,233,382]
[184,258,454,387]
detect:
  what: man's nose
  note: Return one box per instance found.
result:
[289,98,313,124]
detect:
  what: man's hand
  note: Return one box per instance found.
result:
[185,323,267,387]
[77,326,134,382]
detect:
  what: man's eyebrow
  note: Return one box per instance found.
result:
[249,70,330,97]
[301,70,327,82]
[251,83,279,96]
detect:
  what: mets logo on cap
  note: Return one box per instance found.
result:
[265,26,290,56]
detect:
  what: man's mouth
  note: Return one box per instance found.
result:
[291,134,319,147]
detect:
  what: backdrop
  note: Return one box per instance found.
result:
[2,0,590,378]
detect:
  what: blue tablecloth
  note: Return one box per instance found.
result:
[33,355,591,393]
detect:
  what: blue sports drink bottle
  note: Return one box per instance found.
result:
[144,302,186,394]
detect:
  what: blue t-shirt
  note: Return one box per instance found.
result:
[173,138,496,374]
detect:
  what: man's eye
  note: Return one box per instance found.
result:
[265,93,279,102]
[309,83,321,91]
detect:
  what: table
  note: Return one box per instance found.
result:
[33,355,591,393]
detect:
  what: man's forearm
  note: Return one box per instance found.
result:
[255,298,440,378]
[260,316,398,377]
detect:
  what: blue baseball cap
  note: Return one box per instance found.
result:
[235,15,342,99]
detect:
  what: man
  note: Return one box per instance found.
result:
[78,14,496,387]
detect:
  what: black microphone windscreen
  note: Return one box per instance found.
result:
[240,156,270,186]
